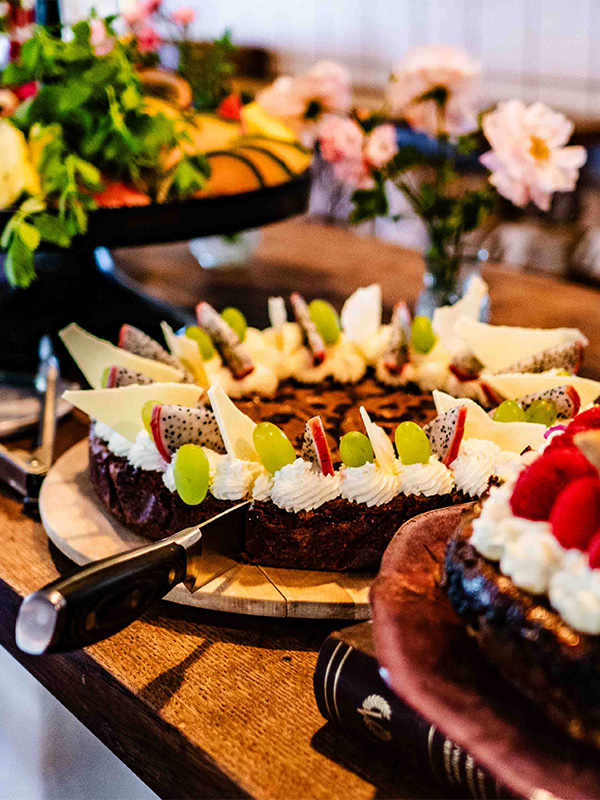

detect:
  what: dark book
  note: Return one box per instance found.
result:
[314,621,510,799]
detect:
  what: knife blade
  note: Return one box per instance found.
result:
[15,500,250,655]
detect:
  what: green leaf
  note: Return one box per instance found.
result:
[17,221,41,251]
[385,146,427,176]
[34,213,71,247]
[5,233,36,288]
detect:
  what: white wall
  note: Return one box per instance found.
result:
[61,0,600,119]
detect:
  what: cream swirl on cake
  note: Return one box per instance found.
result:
[400,457,455,496]
[340,461,402,506]
[211,456,266,501]
[270,458,342,512]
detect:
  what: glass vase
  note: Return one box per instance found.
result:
[415,245,490,319]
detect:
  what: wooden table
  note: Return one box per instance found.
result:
[2,219,600,800]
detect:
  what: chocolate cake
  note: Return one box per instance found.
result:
[445,524,600,749]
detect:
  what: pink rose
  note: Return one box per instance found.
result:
[387,44,480,138]
[137,25,161,54]
[480,100,587,211]
[171,6,195,25]
[257,77,306,120]
[364,124,398,168]
[145,0,162,13]
[295,60,352,117]
[124,5,145,27]
[319,114,364,164]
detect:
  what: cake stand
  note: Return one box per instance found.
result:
[0,172,311,371]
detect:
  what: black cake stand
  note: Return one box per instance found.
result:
[0,173,311,371]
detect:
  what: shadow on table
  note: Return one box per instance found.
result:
[311,722,446,800]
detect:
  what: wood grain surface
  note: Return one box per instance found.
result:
[2,219,600,799]
[40,439,372,620]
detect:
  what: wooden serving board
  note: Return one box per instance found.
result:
[39,440,373,620]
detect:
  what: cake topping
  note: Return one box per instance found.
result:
[270,458,342,513]
[196,301,254,380]
[207,383,258,462]
[102,365,154,388]
[448,351,483,382]
[394,421,431,465]
[149,403,225,461]
[302,416,335,476]
[309,299,341,346]
[383,301,411,374]
[410,316,437,354]
[161,322,209,387]
[220,307,248,342]
[550,477,600,551]
[341,461,401,507]
[502,340,583,375]
[184,326,215,360]
[268,296,287,331]
[253,421,296,474]
[492,399,526,422]
[119,324,183,371]
[360,406,396,474]
[339,431,374,468]
[211,456,265,501]
[173,444,210,505]
[451,438,514,497]
[423,406,466,465]
[432,275,488,355]
[399,457,455,497]
[340,284,382,344]
[482,372,600,411]
[290,292,326,366]
[514,385,580,421]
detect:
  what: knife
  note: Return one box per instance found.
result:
[15,500,250,655]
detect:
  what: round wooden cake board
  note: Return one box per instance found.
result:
[39,440,373,620]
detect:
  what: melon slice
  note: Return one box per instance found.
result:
[63,383,203,441]
[432,275,488,354]
[482,373,600,410]
[234,145,292,185]
[360,406,396,474]
[199,151,264,196]
[160,322,208,387]
[454,319,588,374]
[235,136,312,173]
[60,323,185,390]
[432,390,546,453]
[207,384,258,462]
[341,284,382,343]
[240,102,298,143]
[190,113,241,152]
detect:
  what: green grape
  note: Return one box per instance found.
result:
[221,307,247,342]
[340,431,374,468]
[185,326,214,360]
[411,316,436,354]
[394,421,431,465]
[173,444,210,505]
[492,400,526,423]
[309,299,340,345]
[141,400,160,435]
[525,399,558,426]
[101,367,110,388]
[253,422,296,474]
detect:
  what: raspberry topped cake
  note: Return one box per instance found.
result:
[59,284,598,573]
[445,407,600,747]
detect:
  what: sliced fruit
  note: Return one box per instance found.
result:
[119,324,182,369]
[185,326,215,361]
[0,119,41,210]
[454,318,587,374]
[241,102,297,143]
[309,299,340,346]
[102,366,154,388]
[502,340,584,375]
[411,316,436,354]
[253,422,296,474]
[448,351,483,382]
[189,113,241,152]
[481,373,600,409]
[141,399,158,434]
[588,530,600,569]
[383,301,411,374]
[93,181,151,208]
[301,416,334,476]
[220,307,247,342]
[423,406,467,466]
[524,398,558,426]
[492,400,526,423]
[150,403,225,461]
[432,275,488,354]
[394,421,431,466]
[432,390,546,453]
[516,385,580,421]
[340,284,382,343]
[290,293,326,366]
[173,444,210,505]
[160,322,208,387]
[207,384,258,461]
[268,296,287,330]
[196,302,254,380]
[217,94,243,121]
[510,448,597,521]
[197,151,264,196]
[60,323,185,389]
[235,135,311,174]
[360,406,396,475]
[234,145,292,186]
[339,431,374,468]
[63,383,203,441]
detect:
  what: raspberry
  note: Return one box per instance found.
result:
[589,531,600,569]
[510,447,597,521]
[550,478,600,550]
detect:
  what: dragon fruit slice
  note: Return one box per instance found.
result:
[119,324,181,369]
[515,385,581,420]
[448,351,484,382]
[103,365,154,388]
[290,292,326,366]
[383,301,411,375]
[301,416,334,475]
[150,403,226,461]
[196,302,254,380]
[498,340,583,375]
[423,406,467,466]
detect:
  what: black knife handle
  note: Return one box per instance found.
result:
[16,540,188,654]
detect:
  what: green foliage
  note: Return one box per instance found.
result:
[0,17,212,288]
[178,30,236,112]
